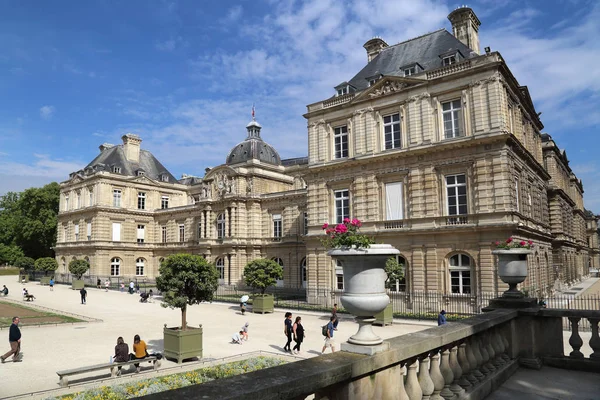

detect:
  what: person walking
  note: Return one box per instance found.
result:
[332,303,339,330]
[283,312,293,353]
[129,280,134,295]
[97,278,101,289]
[321,316,336,354]
[437,310,447,326]
[80,287,87,304]
[104,279,110,292]
[49,278,54,291]
[292,316,305,354]
[1,317,22,363]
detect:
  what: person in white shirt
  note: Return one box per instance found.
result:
[231,331,243,344]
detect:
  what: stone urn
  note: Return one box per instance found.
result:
[328,244,399,345]
[492,249,532,298]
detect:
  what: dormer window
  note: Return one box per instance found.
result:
[366,72,382,87]
[404,66,416,76]
[161,174,169,182]
[368,79,377,87]
[334,82,355,97]
[442,55,457,66]
[112,166,121,174]
[137,170,145,177]
[337,86,349,96]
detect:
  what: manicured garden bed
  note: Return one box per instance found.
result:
[0,301,83,326]
[55,356,287,399]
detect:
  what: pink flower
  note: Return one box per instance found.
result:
[494,241,500,246]
[322,223,329,230]
[506,237,513,244]
[335,224,348,234]
[343,218,350,224]
[528,240,533,245]
[351,218,362,227]
[520,241,526,246]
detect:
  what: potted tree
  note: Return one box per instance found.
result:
[69,259,89,290]
[491,238,534,298]
[374,257,404,326]
[35,257,58,285]
[243,258,283,314]
[15,257,35,283]
[156,254,219,364]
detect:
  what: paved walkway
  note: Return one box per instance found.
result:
[0,277,434,399]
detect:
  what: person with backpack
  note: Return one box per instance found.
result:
[283,312,293,353]
[321,315,336,354]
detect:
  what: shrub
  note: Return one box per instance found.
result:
[14,256,35,270]
[243,258,283,295]
[68,259,89,279]
[34,257,58,276]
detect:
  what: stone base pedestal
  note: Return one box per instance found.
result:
[341,341,390,355]
[482,297,538,312]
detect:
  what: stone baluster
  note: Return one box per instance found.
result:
[457,343,472,389]
[492,329,506,367]
[568,317,584,358]
[500,327,511,361]
[439,349,455,400]
[405,359,423,400]
[477,336,491,375]
[465,337,480,385]
[418,356,435,400]
[484,332,496,372]
[429,351,445,400]
[471,336,485,380]
[398,362,411,400]
[449,345,466,397]
[589,318,600,360]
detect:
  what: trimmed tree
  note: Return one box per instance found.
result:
[156,254,219,330]
[69,259,89,279]
[14,256,35,271]
[243,258,283,294]
[385,257,405,292]
[35,257,58,276]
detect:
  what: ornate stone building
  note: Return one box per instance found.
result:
[55,7,598,302]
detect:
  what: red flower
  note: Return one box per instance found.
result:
[351,218,362,227]
[520,241,526,246]
[495,241,500,246]
[528,240,533,245]
[506,237,513,243]
[343,218,350,223]
[335,224,348,234]
[322,223,329,230]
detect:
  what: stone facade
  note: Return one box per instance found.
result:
[55,7,599,303]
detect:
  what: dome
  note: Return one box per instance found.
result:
[226,119,282,166]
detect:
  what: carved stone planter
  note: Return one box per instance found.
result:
[492,249,532,298]
[328,244,399,345]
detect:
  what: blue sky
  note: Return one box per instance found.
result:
[1,0,599,212]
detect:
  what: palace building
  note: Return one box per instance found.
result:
[55,7,599,304]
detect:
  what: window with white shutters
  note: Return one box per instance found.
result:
[137,225,145,243]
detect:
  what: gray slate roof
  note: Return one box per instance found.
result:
[84,146,177,183]
[347,29,476,91]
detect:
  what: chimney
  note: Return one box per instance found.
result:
[363,37,388,62]
[448,6,481,55]
[121,133,142,163]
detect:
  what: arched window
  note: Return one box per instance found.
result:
[217,213,225,239]
[335,260,344,290]
[301,258,307,288]
[136,258,145,276]
[272,257,284,287]
[449,254,471,294]
[110,258,121,276]
[216,258,225,281]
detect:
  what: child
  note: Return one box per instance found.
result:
[231,331,244,344]
[241,322,249,341]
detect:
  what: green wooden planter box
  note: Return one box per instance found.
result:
[40,277,51,285]
[72,280,85,290]
[252,294,274,314]
[18,275,29,283]
[163,325,203,364]
[373,303,394,326]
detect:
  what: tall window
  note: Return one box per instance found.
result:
[76,192,81,209]
[449,254,471,294]
[88,189,93,206]
[334,126,348,159]
[86,222,92,241]
[334,189,350,224]
[136,258,144,276]
[303,212,309,235]
[336,260,344,290]
[178,224,185,242]
[337,86,348,96]
[217,213,225,239]
[161,226,167,243]
[137,225,145,243]
[442,100,462,139]
[273,214,282,238]
[273,257,284,287]
[515,178,520,212]
[138,192,146,210]
[385,182,403,220]
[446,174,467,217]
[384,113,401,150]
[301,258,307,288]
[113,189,121,207]
[216,258,225,280]
[63,225,68,242]
[65,195,69,211]
[197,221,202,239]
[161,196,169,209]
[112,222,121,242]
[74,224,79,241]
[110,258,121,276]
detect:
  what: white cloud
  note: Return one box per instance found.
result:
[222,5,243,23]
[155,36,187,52]
[39,105,55,120]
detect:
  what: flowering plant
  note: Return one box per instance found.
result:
[493,237,534,250]
[321,218,374,249]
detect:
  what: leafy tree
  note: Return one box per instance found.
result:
[0,192,19,246]
[35,257,58,276]
[14,256,35,271]
[0,244,24,266]
[385,257,405,291]
[243,258,283,295]
[69,259,89,279]
[156,254,219,330]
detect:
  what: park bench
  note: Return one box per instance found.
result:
[56,356,161,387]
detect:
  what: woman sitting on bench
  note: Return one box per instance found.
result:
[113,337,129,376]
[22,288,35,301]
[130,334,147,373]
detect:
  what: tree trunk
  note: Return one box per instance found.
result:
[181,305,187,330]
